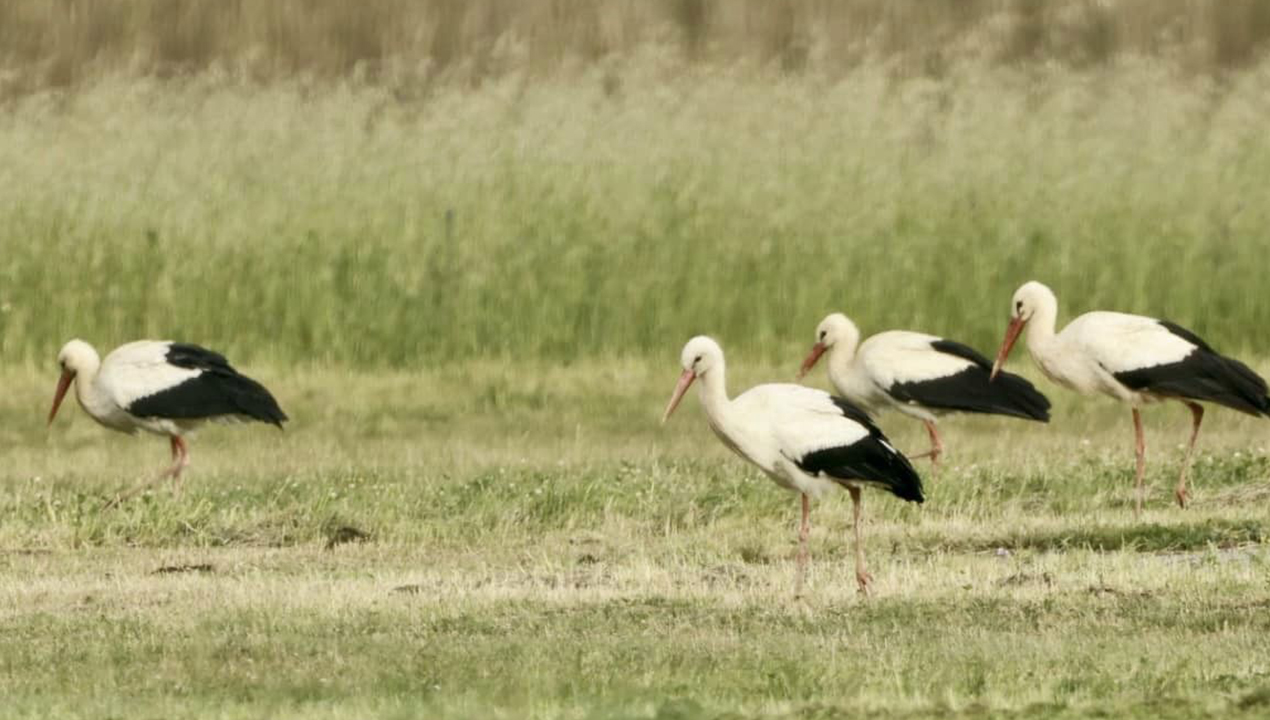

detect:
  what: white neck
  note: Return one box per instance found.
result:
[1024,296,1060,357]
[825,336,858,392]
[695,364,731,423]
[71,351,105,414]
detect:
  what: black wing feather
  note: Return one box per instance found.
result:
[890,366,1051,421]
[1114,328,1269,417]
[164,343,236,372]
[127,344,288,426]
[829,396,874,427]
[1157,320,1214,353]
[929,339,993,368]
[795,398,924,503]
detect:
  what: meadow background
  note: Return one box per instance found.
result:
[2,2,1270,719]
[2,0,1270,364]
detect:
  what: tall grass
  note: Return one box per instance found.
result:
[2,57,1270,367]
[3,0,1270,96]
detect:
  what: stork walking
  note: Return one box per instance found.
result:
[799,313,1050,470]
[991,282,1270,514]
[48,339,287,502]
[662,336,923,596]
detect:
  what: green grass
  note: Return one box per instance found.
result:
[4,47,1270,719]
[3,363,1269,718]
[3,60,1270,367]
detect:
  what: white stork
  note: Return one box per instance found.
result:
[798,313,1050,469]
[991,281,1270,514]
[48,339,287,500]
[662,336,924,596]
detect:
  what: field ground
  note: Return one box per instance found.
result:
[2,361,1268,718]
[5,5,1270,717]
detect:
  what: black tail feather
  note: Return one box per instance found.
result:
[984,370,1053,421]
[1115,350,1270,417]
[219,372,289,427]
[797,435,925,504]
[155,342,289,426]
[1218,354,1270,417]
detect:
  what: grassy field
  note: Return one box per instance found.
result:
[3,361,1269,718]
[3,60,1270,367]
[4,5,1270,716]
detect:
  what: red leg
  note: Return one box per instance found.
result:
[104,435,190,508]
[1176,402,1203,509]
[848,486,871,596]
[924,420,942,470]
[167,435,190,496]
[1132,408,1146,518]
[907,421,943,472]
[794,493,810,598]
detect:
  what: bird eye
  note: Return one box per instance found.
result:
[694,355,702,364]
[818,331,826,340]
[1015,300,1023,313]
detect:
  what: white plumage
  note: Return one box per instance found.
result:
[992,281,1269,513]
[1020,310,1195,402]
[800,313,1050,468]
[49,338,288,501]
[80,341,204,435]
[663,336,922,596]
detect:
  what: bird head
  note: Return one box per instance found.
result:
[662,336,724,423]
[48,339,96,426]
[798,313,859,380]
[991,282,1055,380]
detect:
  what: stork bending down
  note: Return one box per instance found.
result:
[48,339,287,502]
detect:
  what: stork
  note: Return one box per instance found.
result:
[48,339,287,501]
[991,282,1269,514]
[799,313,1050,469]
[662,336,923,596]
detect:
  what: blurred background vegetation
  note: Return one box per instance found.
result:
[4,0,1270,91]
[1,0,1269,367]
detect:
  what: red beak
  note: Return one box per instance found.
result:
[990,317,1027,381]
[661,369,696,424]
[797,342,827,381]
[48,370,75,426]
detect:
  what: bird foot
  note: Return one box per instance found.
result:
[908,450,941,468]
[856,571,873,597]
[1175,487,1190,509]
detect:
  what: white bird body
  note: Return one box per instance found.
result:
[1024,311,1196,404]
[801,314,1050,467]
[992,281,1269,512]
[829,330,979,422]
[663,336,922,595]
[70,341,206,435]
[704,381,872,498]
[49,338,287,499]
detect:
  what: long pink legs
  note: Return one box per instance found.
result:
[1176,402,1204,509]
[848,486,871,596]
[908,420,944,472]
[104,435,190,508]
[793,489,871,597]
[794,493,811,597]
[164,435,191,488]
